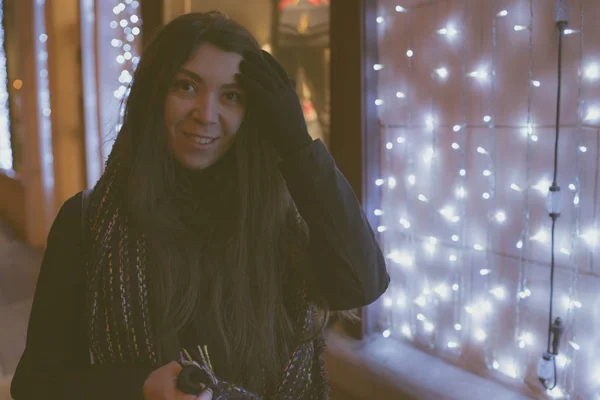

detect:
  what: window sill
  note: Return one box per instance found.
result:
[323,323,532,400]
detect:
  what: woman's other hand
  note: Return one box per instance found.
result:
[237,50,312,158]
[143,361,213,400]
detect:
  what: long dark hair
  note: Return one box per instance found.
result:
[109,11,313,392]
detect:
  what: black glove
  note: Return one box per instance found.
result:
[237,50,313,158]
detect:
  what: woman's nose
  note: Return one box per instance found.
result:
[191,93,218,124]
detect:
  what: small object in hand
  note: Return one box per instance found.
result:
[176,364,212,395]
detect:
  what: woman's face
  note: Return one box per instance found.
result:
[164,43,246,170]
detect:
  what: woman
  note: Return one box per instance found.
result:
[11,11,389,400]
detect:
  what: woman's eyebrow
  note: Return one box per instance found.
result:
[176,68,242,90]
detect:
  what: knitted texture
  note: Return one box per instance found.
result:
[84,154,329,399]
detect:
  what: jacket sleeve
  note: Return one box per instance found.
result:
[10,193,153,400]
[279,139,390,311]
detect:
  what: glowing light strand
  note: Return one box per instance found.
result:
[111,1,141,132]
[483,0,499,372]
[514,0,535,376]
[35,0,54,191]
[0,0,12,170]
[420,2,444,350]
[559,3,585,395]
[449,0,470,355]
[403,12,419,342]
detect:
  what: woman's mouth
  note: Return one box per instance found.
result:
[183,132,219,146]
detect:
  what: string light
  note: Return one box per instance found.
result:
[0,1,12,170]
[33,0,54,190]
[583,63,599,80]
[370,2,594,398]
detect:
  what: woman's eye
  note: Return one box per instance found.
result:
[173,80,196,93]
[223,92,243,104]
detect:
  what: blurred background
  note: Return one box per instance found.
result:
[2,1,600,399]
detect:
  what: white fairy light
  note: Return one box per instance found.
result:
[468,69,488,80]
[373,63,383,70]
[473,244,485,251]
[494,211,506,223]
[452,142,460,150]
[497,10,508,17]
[530,228,549,243]
[382,329,391,338]
[584,106,600,122]
[483,115,492,123]
[395,5,407,12]
[434,284,450,299]
[406,49,413,58]
[387,250,414,267]
[453,124,461,132]
[418,194,428,202]
[532,80,541,87]
[383,297,393,308]
[513,25,529,31]
[397,136,406,143]
[396,91,406,98]
[414,295,427,307]
[568,341,581,351]
[511,183,525,192]
[425,116,435,130]
[437,26,459,37]
[439,206,455,220]
[374,209,383,216]
[375,178,385,186]
[556,354,568,368]
[422,147,434,163]
[579,145,587,152]
[533,178,551,195]
[436,67,449,79]
[475,329,487,341]
[547,387,565,398]
[423,322,435,332]
[396,293,406,308]
[580,229,599,247]
[584,63,599,80]
[375,99,384,106]
[376,16,384,24]
[489,286,506,300]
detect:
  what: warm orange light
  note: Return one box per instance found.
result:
[13,79,23,90]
